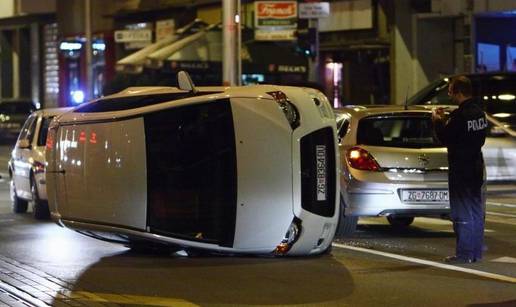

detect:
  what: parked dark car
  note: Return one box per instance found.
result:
[0,99,35,143]
[408,72,516,131]
[408,72,516,181]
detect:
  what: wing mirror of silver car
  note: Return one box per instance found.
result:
[17,139,31,149]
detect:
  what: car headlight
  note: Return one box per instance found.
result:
[274,217,302,255]
[267,91,300,129]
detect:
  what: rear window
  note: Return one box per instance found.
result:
[357,115,442,148]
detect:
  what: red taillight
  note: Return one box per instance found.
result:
[33,161,45,174]
[346,146,381,171]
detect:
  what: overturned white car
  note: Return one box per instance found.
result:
[46,72,339,256]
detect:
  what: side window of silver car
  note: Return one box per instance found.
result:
[337,119,350,143]
[18,115,37,143]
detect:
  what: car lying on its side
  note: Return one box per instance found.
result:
[9,107,72,219]
[45,72,340,256]
[408,72,516,181]
[335,106,450,234]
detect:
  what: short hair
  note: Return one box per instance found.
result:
[449,75,472,97]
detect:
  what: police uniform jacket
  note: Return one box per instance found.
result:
[434,98,487,187]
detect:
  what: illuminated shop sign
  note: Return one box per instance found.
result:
[255,1,297,41]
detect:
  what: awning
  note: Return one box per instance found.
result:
[160,28,308,76]
[115,19,208,74]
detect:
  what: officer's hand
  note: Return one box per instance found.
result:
[431,107,444,122]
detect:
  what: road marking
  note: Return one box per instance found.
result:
[487,201,516,208]
[486,211,516,218]
[332,243,516,284]
[491,257,516,264]
[57,291,198,306]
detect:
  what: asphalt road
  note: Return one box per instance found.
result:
[0,144,515,306]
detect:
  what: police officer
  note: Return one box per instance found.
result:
[432,75,487,264]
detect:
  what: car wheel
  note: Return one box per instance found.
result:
[31,175,50,220]
[11,180,28,214]
[387,216,414,228]
[335,195,358,237]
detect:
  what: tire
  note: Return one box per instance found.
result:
[11,181,28,214]
[387,216,414,228]
[335,195,358,237]
[31,176,50,220]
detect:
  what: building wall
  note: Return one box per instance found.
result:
[392,0,414,104]
[0,2,15,18]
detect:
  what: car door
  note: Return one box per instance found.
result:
[12,114,38,199]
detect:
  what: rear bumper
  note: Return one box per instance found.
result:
[343,180,450,217]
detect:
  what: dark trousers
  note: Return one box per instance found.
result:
[449,177,485,260]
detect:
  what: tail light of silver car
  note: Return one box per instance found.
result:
[274,218,302,255]
[346,146,381,171]
[32,161,45,174]
[267,91,300,129]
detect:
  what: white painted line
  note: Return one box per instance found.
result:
[491,257,516,264]
[332,243,516,284]
[486,211,516,218]
[487,201,516,208]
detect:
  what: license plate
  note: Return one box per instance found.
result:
[316,145,327,201]
[401,190,449,202]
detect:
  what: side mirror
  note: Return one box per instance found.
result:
[17,139,31,149]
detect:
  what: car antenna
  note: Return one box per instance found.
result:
[177,70,198,94]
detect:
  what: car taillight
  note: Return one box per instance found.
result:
[33,161,45,174]
[346,146,381,171]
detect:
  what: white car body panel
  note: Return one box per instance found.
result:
[46,85,340,256]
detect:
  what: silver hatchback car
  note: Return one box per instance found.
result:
[9,107,72,219]
[335,106,450,234]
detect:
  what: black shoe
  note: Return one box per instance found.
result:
[444,255,474,264]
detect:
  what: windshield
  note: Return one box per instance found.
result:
[357,115,442,148]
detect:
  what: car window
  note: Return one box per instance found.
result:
[37,116,54,146]
[337,117,350,140]
[357,115,442,148]
[17,115,37,143]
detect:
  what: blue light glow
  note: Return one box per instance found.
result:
[71,90,85,104]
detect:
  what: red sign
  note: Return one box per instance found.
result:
[256,2,297,18]
[255,1,297,28]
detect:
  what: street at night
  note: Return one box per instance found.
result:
[0,145,515,306]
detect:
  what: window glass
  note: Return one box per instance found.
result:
[17,115,37,143]
[357,115,442,148]
[37,116,54,146]
[337,118,349,140]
